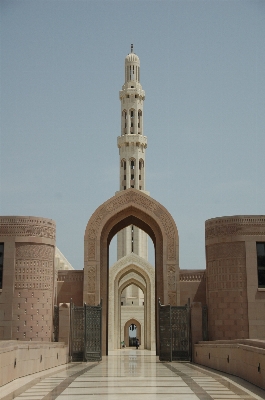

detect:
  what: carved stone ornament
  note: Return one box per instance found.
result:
[167,265,176,291]
[0,217,56,239]
[206,242,246,292]
[86,190,177,261]
[168,292,177,306]
[15,244,54,290]
[86,293,95,306]
[16,243,54,260]
[205,216,265,240]
[87,266,96,292]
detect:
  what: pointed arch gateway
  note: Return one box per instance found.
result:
[109,253,155,352]
[84,188,179,355]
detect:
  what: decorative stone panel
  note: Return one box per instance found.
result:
[15,244,54,290]
[206,216,265,240]
[206,241,248,340]
[12,243,55,341]
[0,216,56,341]
[0,217,55,239]
[205,215,265,341]
[84,189,179,355]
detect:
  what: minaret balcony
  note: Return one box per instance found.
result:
[119,88,145,100]
[117,134,147,149]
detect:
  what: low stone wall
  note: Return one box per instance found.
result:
[194,340,265,390]
[0,340,68,387]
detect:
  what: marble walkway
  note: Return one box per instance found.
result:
[2,350,265,400]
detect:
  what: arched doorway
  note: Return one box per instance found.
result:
[119,278,145,348]
[124,319,141,348]
[108,253,155,351]
[84,189,179,355]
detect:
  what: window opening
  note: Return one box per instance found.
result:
[131,160,134,169]
[257,242,265,288]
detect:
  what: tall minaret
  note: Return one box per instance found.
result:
[117,45,148,260]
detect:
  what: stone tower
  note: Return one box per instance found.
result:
[117,45,149,261]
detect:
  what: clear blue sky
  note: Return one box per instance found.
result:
[1,0,264,270]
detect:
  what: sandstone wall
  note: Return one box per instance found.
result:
[0,217,56,341]
[194,339,265,390]
[179,270,206,306]
[0,340,68,387]
[205,216,265,340]
[57,270,83,306]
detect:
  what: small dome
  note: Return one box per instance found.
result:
[125,53,140,64]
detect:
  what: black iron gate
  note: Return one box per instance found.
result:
[159,300,191,362]
[84,302,102,361]
[70,301,102,362]
[53,305,59,342]
[171,305,191,361]
[159,303,172,361]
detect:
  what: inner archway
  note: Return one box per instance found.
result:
[84,189,179,355]
[108,253,155,351]
[124,319,141,348]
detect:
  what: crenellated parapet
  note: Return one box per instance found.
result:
[180,270,206,282]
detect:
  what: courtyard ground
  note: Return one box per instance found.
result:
[1,350,265,400]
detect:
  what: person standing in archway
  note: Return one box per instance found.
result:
[136,338,140,350]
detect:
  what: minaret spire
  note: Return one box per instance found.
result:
[116,48,148,260]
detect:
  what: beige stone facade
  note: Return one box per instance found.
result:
[194,339,265,390]
[1,213,264,354]
[205,215,265,340]
[1,48,265,387]
[57,270,83,307]
[84,188,180,355]
[108,253,155,351]
[179,270,206,306]
[117,46,148,266]
[0,216,56,341]
[113,49,153,351]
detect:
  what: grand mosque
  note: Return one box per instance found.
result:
[0,46,265,390]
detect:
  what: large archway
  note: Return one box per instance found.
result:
[84,189,179,355]
[109,253,155,352]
